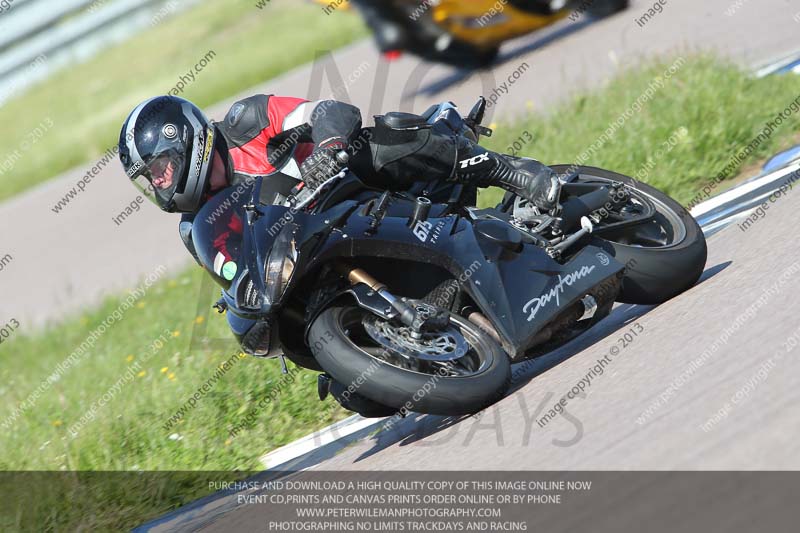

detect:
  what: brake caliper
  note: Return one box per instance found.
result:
[409,301,450,339]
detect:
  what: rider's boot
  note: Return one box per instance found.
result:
[452,138,561,212]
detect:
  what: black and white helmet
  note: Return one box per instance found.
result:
[118,96,219,213]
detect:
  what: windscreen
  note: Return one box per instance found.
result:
[192,185,253,289]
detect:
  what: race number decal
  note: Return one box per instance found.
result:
[413,220,433,242]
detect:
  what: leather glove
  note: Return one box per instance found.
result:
[299,138,348,191]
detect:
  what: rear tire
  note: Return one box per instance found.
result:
[586,0,630,17]
[550,165,707,305]
[427,41,500,69]
[309,305,511,416]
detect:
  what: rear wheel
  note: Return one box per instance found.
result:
[551,165,707,305]
[426,40,500,69]
[308,303,510,416]
[585,0,630,17]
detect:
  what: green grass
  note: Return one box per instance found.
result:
[479,55,800,208]
[0,0,367,201]
[3,54,800,529]
[0,267,349,472]
[0,269,352,529]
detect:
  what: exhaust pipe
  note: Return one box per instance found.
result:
[466,311,502,343]
[557,186,611,231]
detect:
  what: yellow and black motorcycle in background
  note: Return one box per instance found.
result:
[317,0,629,67]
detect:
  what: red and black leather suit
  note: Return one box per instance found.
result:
[180,93,555,264]
[179,94,364,262]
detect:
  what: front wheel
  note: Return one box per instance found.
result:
[308,304,511,416]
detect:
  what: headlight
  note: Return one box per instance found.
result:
[264,223,297,305]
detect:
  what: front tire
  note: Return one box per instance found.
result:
[308,305,511,416]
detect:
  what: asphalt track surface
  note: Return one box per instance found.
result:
[1,0,783,530]
[132,180,795,531]
[131,167,795,533]
[1,0,798,330]
[310,193,800,470]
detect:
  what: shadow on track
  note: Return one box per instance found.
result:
[346,260,732,462]
[409,16,599,98]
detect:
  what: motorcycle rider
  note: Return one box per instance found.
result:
[118,94,559,414]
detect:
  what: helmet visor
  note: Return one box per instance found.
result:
[131,150,187,210]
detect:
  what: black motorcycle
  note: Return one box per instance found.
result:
[193,98,707,417]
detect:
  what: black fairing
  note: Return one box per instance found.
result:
[192,103,626,359]
[297,202,623,358]
[192,182,254,290]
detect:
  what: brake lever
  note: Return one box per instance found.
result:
[291,169,348,211]
[472,124,493,138]
[465,96,493,138]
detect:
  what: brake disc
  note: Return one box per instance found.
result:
[362,315,469,362]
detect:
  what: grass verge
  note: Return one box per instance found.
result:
[479,55,800,207]
[0,0,366,202]
[1,266,349,471]
[2,54,800,529]
[1,267,352,529]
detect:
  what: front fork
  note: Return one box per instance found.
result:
[335,263,449,338]
[334,262,503,345]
